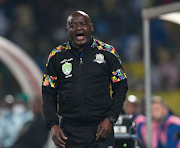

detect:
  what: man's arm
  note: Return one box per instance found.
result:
[107,79,128,120]
[106,50,128,122]
[42,54,59,130]
[96,49,128,140]
[164,124,180,148]
[42,53,68,148]
[43,85,68,147]
[42,86,59,130]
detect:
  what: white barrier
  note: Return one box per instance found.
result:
[0,36,43,100]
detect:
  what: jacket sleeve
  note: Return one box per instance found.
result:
[107,49,128,122]
[164,124,180,148]
[42,53,59,130]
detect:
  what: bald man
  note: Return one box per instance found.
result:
[42,10,128,148]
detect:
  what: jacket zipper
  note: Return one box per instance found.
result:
[80,58,84,119]
[80,58,83,64]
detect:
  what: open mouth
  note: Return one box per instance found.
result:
[76,33,85,40]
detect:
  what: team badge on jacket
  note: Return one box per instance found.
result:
[93,53,106,64]
[62,62,72,78]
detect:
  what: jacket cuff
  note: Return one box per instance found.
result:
[47,122,59,131]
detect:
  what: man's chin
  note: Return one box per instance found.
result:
[74,40,87,47]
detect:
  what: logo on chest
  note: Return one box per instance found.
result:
[61,58,73,78]
[93,53,106,64]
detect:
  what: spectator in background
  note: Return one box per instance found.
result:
[0,95,14,148]
[0,94,14,118]
[141,96,180,148]
[151,96,180,148]
[123,95,146,147]
[152,47,179,91]
[11,97,49,148]
[0,94,33,148]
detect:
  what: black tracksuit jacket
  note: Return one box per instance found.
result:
[42,38,128,130]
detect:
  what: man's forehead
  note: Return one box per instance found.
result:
[152,102,163,107]
[67,11,90,24]
[68,15,87,24]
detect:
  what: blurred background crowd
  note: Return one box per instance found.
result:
[0,0,180,148]
[0,0,180,94]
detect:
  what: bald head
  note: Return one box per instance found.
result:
[66,11,91,27]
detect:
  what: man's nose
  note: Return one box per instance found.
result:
[76,23,83,30]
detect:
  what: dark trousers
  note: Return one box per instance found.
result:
[60,120,115,148]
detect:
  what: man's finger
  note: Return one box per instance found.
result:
[96,125,101,140]
[96,127,104,140]
[59,129,68,140]
[53,136,65,148]
[96,125,101,135]
[101,129,107,138]
[55,135,66,145]
[103,130,110,139]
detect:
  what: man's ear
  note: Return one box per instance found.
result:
[90,23,94,32]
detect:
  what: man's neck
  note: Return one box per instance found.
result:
[75,45,85,52]
[70,37,92,52]
[158,115,167,125]
[158,118,164,125]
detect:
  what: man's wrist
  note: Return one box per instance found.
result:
[51,125,58,130]
[107,116,116,124]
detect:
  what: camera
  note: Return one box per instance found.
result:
[114,115,138,148]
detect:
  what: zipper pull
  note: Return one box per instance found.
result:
[80,58,83,64]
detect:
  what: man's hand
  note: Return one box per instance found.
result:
[96,118,112,140]
[51,125,68,148]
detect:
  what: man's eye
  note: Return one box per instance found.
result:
[82,22,87,27]
[70,24,76,28]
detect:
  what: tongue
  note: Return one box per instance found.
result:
[77,36,84,40]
